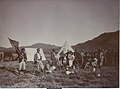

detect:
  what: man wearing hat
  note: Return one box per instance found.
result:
[18,48,27,74]
[34,48,44,72]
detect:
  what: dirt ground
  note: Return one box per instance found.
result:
[0,60,119,88]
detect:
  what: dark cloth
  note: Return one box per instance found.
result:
[65,52,70,66]
[51,51,57,66]
[59,52,65,65]
[51,52,56,60]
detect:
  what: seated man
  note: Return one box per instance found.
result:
[44,60,56,73]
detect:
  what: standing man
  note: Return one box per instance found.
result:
[34,48,44,72]
[51,49,57,67]
[99,49,104,67]
[18,48,27,74]
[73,49,81,68]
[67,51,75,68]
[59,51,65,67]
[80,50,85,68]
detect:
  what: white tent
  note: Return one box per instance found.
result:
[25,48,46,61]
[56,41,74,58]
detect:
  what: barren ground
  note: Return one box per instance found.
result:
[0,60,119,88]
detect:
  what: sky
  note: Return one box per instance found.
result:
[0,0,119,47]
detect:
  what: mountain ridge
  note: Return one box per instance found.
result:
[0,30,119,52]
[72,30,119,51]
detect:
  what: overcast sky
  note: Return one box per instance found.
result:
[0,0,119,47]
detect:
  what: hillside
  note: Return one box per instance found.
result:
[26,43,59,49]
[0,31,119,53]
[22,43,59,53]
[0,43,59,53]
[73,30,119,51]
[0,47,6,52]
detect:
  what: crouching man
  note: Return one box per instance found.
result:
[18,48,27,75]
[92,58,101,77]
[34,48,44,73]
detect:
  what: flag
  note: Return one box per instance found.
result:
[8,38,21,56]
[8,38,19,50]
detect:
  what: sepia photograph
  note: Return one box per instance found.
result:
[0,0,119,88]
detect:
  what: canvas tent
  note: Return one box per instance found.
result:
[56,41,74,58]
[25,48,46,61]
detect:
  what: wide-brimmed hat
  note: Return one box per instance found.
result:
[68,51,73,54]
[37,48,40,51]
[21,48,25,51]
[52,49,55,52]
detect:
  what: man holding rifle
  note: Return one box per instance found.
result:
[18,48,27,74]
[8,38,27,75]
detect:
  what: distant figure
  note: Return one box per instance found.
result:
[92,49,102,77]
[34,48,44,72]
[84,52,92,70]
[92,58,98,72]
[0,52,4,61]
[80,50,85,68]
[99,50,104,66]
[73,49,81,68]
[18,48,27,74]
[51,49,57,67]
[92,57,101,77]
[59,51,65,67]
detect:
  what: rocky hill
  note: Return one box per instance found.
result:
[73,30,119,51]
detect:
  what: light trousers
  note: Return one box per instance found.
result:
[19,60,26,70]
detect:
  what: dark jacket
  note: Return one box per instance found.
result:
[18,52,27,63]
[51,51,56,60]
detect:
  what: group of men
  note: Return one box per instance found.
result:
[18,48,44,74]
[54,48,110,76]
[16,47,118,77]
[50,48,104,76]
[17,47,76,75]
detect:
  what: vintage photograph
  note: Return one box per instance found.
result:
[0,0,119,88]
